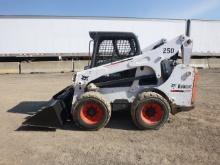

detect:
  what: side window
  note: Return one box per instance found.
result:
[95,38,138,67]
[98,40,114,55]
[96,40,114,66]
[116,39,136,56]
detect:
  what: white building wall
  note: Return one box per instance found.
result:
[191,20,220,56]
[0,17,186,55]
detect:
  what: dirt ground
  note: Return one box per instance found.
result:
[0,69,219,165]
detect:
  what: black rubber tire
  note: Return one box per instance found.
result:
[72,91,111,131]
[131,91,170,130]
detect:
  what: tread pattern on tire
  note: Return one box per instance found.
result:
[72,91,111,130]
[131,91,171,130]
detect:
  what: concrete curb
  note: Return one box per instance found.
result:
[0,62,19,74]
[190,59,209,68]
[208,58,220,69]
[73,60,89,72]
[0,58,219,74]
[21,61,73,73]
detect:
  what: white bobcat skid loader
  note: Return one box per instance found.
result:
[23,32,199,130]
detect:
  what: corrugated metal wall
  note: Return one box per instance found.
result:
[190,20,220,56]
[0,16,219,57]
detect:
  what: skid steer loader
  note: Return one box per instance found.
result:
[23,31,198,130]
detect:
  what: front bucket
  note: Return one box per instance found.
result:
[22,85,74,128]
[22,100,65,128]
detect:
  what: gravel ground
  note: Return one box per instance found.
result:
[0,69,219,165]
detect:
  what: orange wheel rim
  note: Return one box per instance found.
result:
[140,103,164,125]
[80,102,104,125]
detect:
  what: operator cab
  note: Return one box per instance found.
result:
[89,32,141,68]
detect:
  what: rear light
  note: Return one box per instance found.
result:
[192,69,199,104]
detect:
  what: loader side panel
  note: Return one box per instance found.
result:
[90,68,137,87]
[157,64,195,107]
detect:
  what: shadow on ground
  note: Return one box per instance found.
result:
[8,101,136,131]
[8,101,49,115]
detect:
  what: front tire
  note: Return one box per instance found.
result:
[72,92,111,130]
[131,91,170,130]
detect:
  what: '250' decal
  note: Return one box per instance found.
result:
[163,48,174,54]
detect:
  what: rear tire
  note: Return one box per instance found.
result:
[131,91,170,130]
[72,91,111,130]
